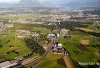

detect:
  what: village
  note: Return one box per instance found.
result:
[0,26,72,68]
[0,8,100,68]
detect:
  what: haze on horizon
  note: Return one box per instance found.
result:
[0,0,88,3]
[0,0,20,3]
[0,0,99,8]
[0,0,76,3]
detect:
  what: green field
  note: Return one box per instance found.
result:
[59,33,100,62]
[37,53,66,68]
[0,13,100,67]
[79,23,100,33]
[0,22,51,61]
[0,31,31,61]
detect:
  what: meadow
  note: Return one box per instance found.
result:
[59,31,100,62]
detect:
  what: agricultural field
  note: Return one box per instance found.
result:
[78,23,100,34]
[79,28,100,33]
[0,22,51,62]
[37,53,66,68]
[59,31,100,62]
[0,14,38,21]
[0,31,32,61]
[10,23,51,33]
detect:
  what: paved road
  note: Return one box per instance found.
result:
[27,37,75,68]
[29,42,54,68]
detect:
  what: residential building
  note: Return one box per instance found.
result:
[0,60,18,68]
[60,28,70,37]
[52,43,64,54]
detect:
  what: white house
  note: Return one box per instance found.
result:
[55,43,62,48]
[57,33,60,38]
[57,43,63,48]
[52,43,64,54]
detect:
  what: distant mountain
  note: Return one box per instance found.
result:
[0,0,43,8]
[0,3,13,8]
[35,0,100,9]
[0,0,100,9]
[15,0,43,7]
[67,0,100,9]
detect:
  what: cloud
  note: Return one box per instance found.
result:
[0,0,20,3]
[39,0,76,3]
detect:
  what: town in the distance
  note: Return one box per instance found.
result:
[0,0,100,68]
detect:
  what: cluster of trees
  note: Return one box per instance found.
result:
[39,34,48,41]
[0,40,2,48]
[0,44,2,48]
[61,21,92,30]
[47,21,92,31]
[24,37,45,55]
[7,50,19,55]
[78,29,100,37]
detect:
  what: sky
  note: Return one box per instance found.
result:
[0,0,76,3]
[0,0,20,3]
[0,0,99,5]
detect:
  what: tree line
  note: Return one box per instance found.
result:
[24,37,45,55]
